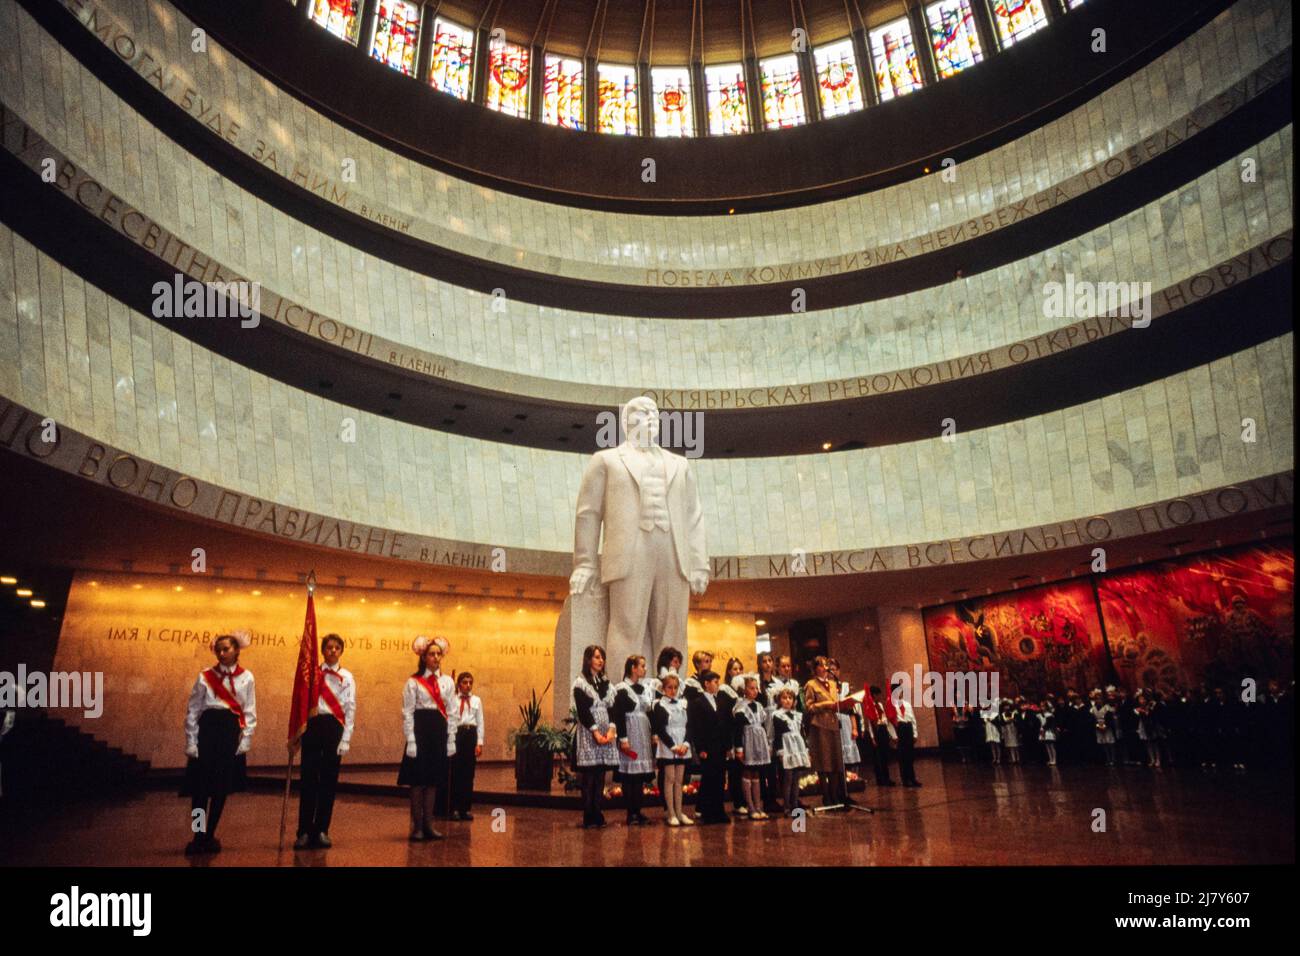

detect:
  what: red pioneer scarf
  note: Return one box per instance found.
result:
[203,666,247,728]
[413,673,448,717]
[318,668,346,724]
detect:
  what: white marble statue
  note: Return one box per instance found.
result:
[568,397,709,669]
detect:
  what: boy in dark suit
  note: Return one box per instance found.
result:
[687,670,730,824]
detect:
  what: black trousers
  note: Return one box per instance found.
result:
[871,725,893,783]
[450,726,479,813]
[897,724,918,784]
[297,715,343,836]
[698,753,728,820]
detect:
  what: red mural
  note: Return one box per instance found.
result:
[923,579,1108,701]
[1097,541,1294,694]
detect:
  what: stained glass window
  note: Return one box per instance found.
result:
[485,36,531,118]
[309,0,361,46]
[990,0,1049,47]
[542,55,585,129]
[651,67,694,137]
[925,0,983,78]
[429,17,475,100]
[869,18,923,101]
[597,64,639,135]
[704,63,749,135]
[759,54,806,129]
[813,39,864,118]
[370,1,420,76]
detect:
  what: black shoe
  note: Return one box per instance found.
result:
[409,829,427,842]
[206,838,222,854]
[904,780,922,788]
[630,813,650,826]
[315,832,332,847]
[423,827,444,840]
[293,833,312,850]
[458,811,474,821]
[184,837,205,856]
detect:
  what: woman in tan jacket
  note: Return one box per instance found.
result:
[802,656,848,809]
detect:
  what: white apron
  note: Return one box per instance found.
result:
[614,680,656,776]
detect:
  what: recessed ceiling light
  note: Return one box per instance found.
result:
[755,619,767,627]
[16,588,32,597]
[30,599,46,608]
[1,576,17,585]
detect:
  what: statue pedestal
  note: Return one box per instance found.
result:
[553,582,609,725]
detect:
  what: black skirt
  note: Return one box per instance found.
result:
[397,709,449,786]
[181,708,247,797]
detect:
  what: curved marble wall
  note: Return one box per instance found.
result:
[1,223,1292,560]
[2,1,1292,396]
[36,0,1288,286]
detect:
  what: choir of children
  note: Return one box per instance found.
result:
[200,639,1275,847]
[951,682,1295,772]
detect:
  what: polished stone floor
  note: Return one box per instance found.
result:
[1,758,1291,866]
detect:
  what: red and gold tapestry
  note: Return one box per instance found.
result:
[923,579,1108,702]
[1096,541,1294,693]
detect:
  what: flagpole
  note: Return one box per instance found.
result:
[279,569,317,851]
[278,747,295,851]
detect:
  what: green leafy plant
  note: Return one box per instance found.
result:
[517,680,551,734]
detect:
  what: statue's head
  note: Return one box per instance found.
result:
[620,396,660,447]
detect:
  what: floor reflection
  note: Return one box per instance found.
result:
[1,758,1291,867]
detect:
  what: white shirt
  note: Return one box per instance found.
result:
[453,693,485,747]
[402,669,458,756]
[185,665,257,751]
[317,663,357,746]
[894,699,918,727]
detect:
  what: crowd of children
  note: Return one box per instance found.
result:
[572,645,925,828]
[948,681,1295,771]
[181,631,485,854]
[182,632,1284,850]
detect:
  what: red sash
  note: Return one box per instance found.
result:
[202,666,247,728]
[319,668,346,725]
[412,673,448,718]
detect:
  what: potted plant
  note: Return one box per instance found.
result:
[507,682,569,790]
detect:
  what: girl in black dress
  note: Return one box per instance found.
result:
[398,636,458,841]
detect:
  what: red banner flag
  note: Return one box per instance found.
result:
[287,588,319,744]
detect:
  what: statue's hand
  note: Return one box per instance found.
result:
[689,571,710,595]
[569,567,595,595]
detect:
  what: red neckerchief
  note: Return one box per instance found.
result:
[318,667,346,724]
[413,672,448,717]
[203,666,247,728]
[459,694,473,716]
